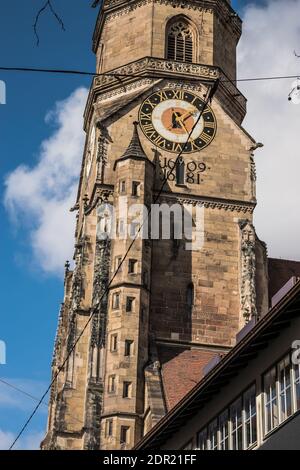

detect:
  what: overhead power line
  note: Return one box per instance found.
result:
[8,79,219,451]
[0,378,84,427]
[0,378,48,405]
[0,65,300,84]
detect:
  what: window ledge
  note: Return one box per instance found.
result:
[263,408,300,443]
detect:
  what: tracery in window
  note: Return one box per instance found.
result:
[167,21,194,63]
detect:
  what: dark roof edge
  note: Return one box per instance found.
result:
[268,257,300,264]
[135,279,300,449]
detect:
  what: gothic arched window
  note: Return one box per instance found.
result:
[167,21,194,63]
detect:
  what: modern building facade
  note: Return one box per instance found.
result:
[135,279,300,451]
[42,0,279,450]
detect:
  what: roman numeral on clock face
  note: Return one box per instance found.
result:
[171,90,185,100]
[189,140,199,151]
[143,99,156,110]
[204,121,215,128]
[139,88,217,154]
[200,132,212,144]
[156,90,169,102]
[153,135,167,148]
[141,120,157,140]
[172,142,182,152]
[140,111,152,121]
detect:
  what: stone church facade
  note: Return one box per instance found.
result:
[42,0,270,450]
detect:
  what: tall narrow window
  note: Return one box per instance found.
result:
[126,297,135,313]
[167,21,194,63]
[110,334,118,353]
[187,283,194,309]
[123,381,132,398]
[244,385,257,448]
[115,256,122,272]
[264,366,278,433]
[294,361,300,411]
[108,375,116,394]
[128,259,137,274]
[130,221,139,238]
[219,410,229,450]
[125,340,134,357]
[112,292,120,310]
[230,398,243,450]
[197,429,208,450]
[120,426,130,445]
[208,419,218,450]
[279,355,292,421]
[105,419,113,438]
[120,180,126,194]
[132,181,141,197]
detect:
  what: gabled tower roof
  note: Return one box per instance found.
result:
[114,122,153,169]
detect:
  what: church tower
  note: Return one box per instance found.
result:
[42,0,269,450]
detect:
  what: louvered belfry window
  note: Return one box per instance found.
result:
[167,21,194,63]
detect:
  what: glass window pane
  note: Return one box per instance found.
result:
[264,367,278,433]
[295,363,300,411]
[208,419,218,450]
[279,355,292,422]
[197,429,207,450]
[244,385,257,448]
[230,398,243,450]
[219,410,229,450]
[120,426,129,445]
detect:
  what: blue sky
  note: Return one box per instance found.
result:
[0,0,96,449]
[1,0,299,450]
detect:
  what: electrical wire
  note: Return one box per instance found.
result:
[8,79,219,450]
[0,378,48,405]
[0,65,300,84]
[0,378,84,426]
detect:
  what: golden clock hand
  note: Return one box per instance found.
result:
[177,118,189,134]
[182,110,199,123]
[179,110,193,121]
[167,111,182,130]
[176,117,195,143]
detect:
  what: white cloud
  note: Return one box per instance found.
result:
[238,0,300,260]
[4,1,300,274]
[0,378,48,412]
[4,87,88,276]
[0,379,46,450]
[0,429,44,450]
[0,430,14,450]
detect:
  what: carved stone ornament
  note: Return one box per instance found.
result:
[239,220,257,323]
[158,193,255,214]
[96,125,109,182]
[71,239,85,310]
[94,57,219,90]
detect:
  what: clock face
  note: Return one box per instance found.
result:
[139,89,217,153]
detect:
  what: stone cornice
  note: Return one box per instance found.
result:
[84,180,255,216]
[157,190,256,214]
[155,337,232,352]
[93,0,241,53]
[84,57,247,128]
[95,57,220,88]
[109,282,151,293]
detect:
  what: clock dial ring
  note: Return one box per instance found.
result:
[139,89,217,154]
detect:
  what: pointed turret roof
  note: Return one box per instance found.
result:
[114,122,153,169]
